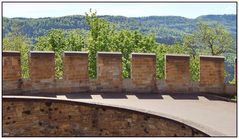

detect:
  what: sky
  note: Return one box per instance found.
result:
[3,3,237,19]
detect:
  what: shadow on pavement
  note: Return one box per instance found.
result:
[4,93,58,98]
[100,93,128,99]
[65,93,92,99]
[203,94,233,102]
[169,94,199,100]
[134,94,163,99]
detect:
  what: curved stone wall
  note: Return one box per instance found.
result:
[3,98,208,136]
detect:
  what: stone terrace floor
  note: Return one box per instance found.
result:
[3,93,237,136]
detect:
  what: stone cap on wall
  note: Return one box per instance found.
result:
[200,55,225,59]
[97,52,122,55]
[132,53,156,56]
[3,51,21,56]
[97,52,122,57]
[131,53,156,58]
[165,54,190,61]
[165,54,190,57]
[29,51,55,57]
[63,51,88,56]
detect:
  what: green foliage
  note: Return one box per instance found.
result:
[85,11,157,78]
[66,29,86,51]
[184,22,234,56]
[151,44,167,79]
[111,30,157,78]
[85,10,115,78]
[3,23,30,78]
[35,29,85,79]
[229,79,235,84]
[3,15,236,46]
[189,57,200,81]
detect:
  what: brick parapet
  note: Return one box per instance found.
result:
[63,51,89,82]
[165,54,190,93]
[2,51,236,95]
[199,55,225,86]
[3,51,21,81]
[29,51,55,81]
[96,52,123,93]
[131,53,156,93]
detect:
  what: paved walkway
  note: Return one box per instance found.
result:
[3,93,237,136]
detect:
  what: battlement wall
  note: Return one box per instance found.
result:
[3,51,236,95]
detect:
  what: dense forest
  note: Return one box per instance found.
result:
[3,14,236,45]
[2,12,236,83]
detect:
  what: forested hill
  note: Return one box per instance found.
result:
[3,14,236,45]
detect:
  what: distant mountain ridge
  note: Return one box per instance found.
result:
[3,14,236,45]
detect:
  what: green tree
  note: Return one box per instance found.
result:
[183,23,234,81]
[66,29,86,51]
[85,10,116,78]
[3,22,30,78]
[183,34,198,59]
[85,10,157,78]
[184,22,233,56]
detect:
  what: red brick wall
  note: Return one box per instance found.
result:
[165,54,190,93]
[3,51,21,81]
[96,52,122,92]
[131,53,156,93]
[2,51,235,95]
[3,98,207,136]
[29,51,55,81]
[200,56,224,86]
[63,51,88,82]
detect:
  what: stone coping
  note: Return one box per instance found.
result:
[63,51,88,56]
[3,51,21,56]
[165,54,190,57]
[97,52,122,55]
[30,51,55,57]
[97,52,122,57]
[3,95,228,136]
[30,51,55,54]
[131,53,156,56]
[200,55,224,59]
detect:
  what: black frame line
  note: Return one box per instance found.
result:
[1,1,238,137]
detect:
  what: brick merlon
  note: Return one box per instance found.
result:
[3,51,21,56]
[29,51,55,57]
[200,55,224,59]
[63,51,88,56]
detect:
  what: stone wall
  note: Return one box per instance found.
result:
[3,98,208,137]
[29,51,55,81]
[199,56,225,94]
[95,52,122,93]
[165,54,190,93]
[2,51,236,95]
[131,53,156,93]
[3,51,21,92]
[63,51,88,82]
[3,51,21,81]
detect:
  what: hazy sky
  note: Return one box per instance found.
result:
[3,3,236,18]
